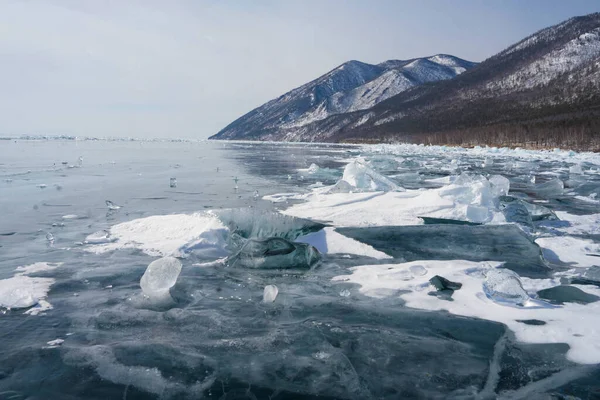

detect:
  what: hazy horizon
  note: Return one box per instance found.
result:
[1,0,599,139]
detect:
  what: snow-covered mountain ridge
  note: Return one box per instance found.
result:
[211,13,600,151]
[210,55,476,140]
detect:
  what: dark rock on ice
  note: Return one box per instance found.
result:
[429,275,462,291]
[428,290,455,301]
[516,319,547,326]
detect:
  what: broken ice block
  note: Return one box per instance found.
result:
[534,178,564,198]
[45,232,54,243]
[262,285,278,303]
[483,268,530,306]
[85,230,114,244]
[500,199,534,231]
[140,257,182,299]
[307,163,320,174]
[569,164,583,175]
[409,265,427,276]
[228,237,320,270]
[466,205,491,223]
[489,175,510,197]
[105,200,121,210]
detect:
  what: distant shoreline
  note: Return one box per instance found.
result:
[208,136,600,153]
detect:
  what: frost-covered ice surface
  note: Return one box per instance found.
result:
[1,140,600,399]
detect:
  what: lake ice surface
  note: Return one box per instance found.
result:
[1,139,600,399]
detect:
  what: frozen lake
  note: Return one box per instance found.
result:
[1,139,600,399]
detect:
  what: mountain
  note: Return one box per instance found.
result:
[210,55,476,140]
[210,13,600,151]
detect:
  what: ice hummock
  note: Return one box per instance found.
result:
[438,173,511,223]
[228,237,320,270]
[338,159,404,192]
[281,171,519,226]
[534,178,564,197]
[482,268,531,307]
[140,257,182,300]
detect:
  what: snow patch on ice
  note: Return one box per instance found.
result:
[14,262,62,276]
[536,236,600,268]
[85,212,228,257]
[334,260,600,364]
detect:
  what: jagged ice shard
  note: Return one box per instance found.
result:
[214,209,325,241]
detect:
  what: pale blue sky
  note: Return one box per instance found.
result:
[0,0,598,138]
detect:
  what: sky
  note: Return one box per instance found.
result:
[0,0,598,139]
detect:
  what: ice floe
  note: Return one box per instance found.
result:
[0,262,61,312]
[0,276,54,310]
